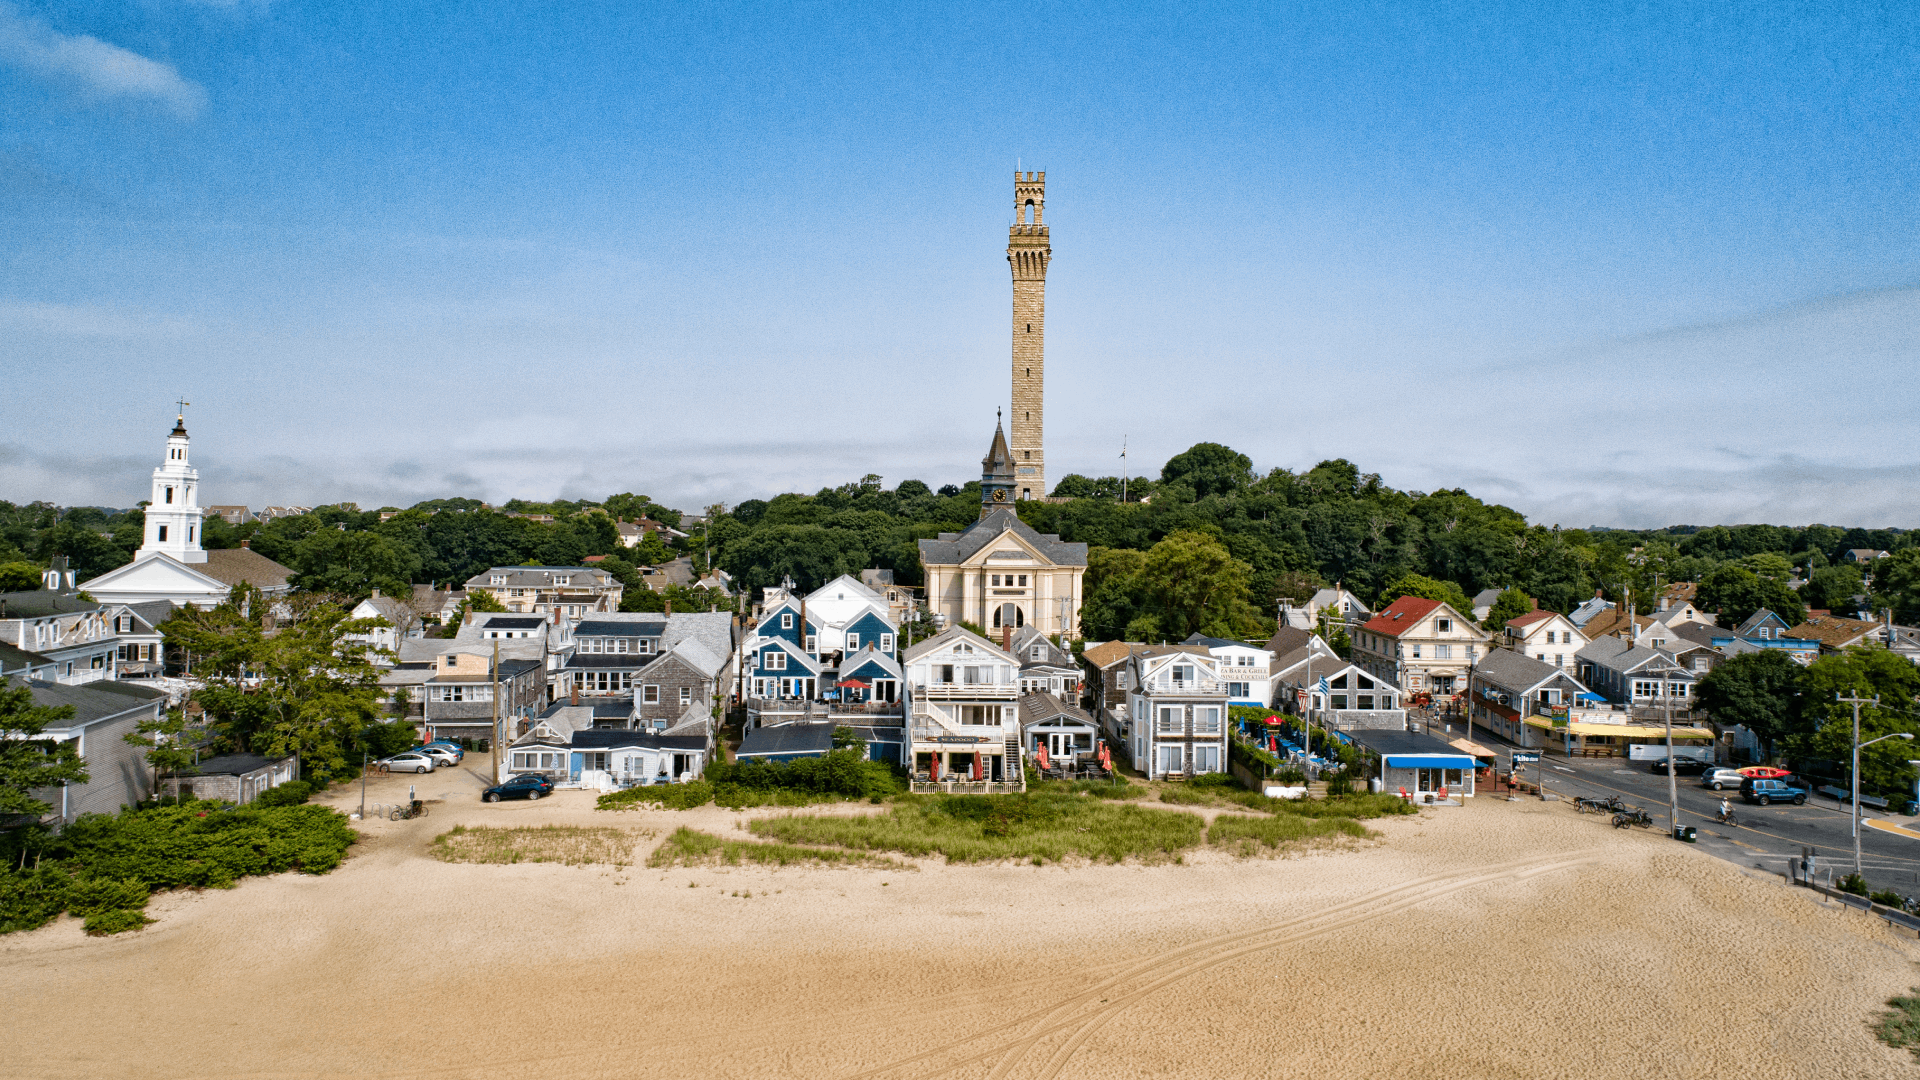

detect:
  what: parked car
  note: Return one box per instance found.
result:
[424,740,464,761]
[1646,757,1710,776]
[420,745,462,767]
[482,774,554,802]
[1702,768,1748,791]
[1740,778,1808,806]
[381,752,437,774]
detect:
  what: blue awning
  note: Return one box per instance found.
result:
[1383,754,1478,769]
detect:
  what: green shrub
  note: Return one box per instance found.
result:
[82,908,153,936]
[1187,771,1242,790]
[0,866,72,934]
[1323,776,1353,797]
[0,803,355,936]
[1840,873,1869,896]
[597,781,715,811]
[1272,767,1307,784]
[253,781,314,808]
[1872,889,1904,907]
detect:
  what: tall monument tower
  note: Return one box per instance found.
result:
[1007,171,1051,501]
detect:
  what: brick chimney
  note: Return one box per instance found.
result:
[1002,626,1012,651]
[371,588,381,599]
[241,539,251,549]
[569,683,579,706]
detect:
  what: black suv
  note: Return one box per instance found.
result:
[482,774,555,802]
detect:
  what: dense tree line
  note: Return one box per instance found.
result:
[2,446,1912,635]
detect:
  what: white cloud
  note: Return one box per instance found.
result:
[0,3,206,118]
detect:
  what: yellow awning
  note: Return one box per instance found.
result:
[1567,722,1714,740]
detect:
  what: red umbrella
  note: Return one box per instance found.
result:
[971,753,982,781]
[930,756,940,782]
[1035,742,1051,771]
[836,678,870,688]
[1097,742,1112,769]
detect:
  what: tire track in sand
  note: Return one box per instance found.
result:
[850,850,1605,1080]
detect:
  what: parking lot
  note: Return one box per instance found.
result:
[1530,751,1920,897]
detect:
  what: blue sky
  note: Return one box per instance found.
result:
[3,1,1917,526]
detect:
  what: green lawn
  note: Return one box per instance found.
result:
[1206,813,1372,856]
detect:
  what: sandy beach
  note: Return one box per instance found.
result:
[4,770,1918,1080]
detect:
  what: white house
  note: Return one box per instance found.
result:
[1498,609,1588,673]
[1278,586,1371,631]
[0,591,125,686]
[902,626,1022,790]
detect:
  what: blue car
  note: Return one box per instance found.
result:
[425,740,465,761]
[1740,778,1807,806]
[482,774,553,802]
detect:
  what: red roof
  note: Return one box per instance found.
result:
[1503,609,1554,630]
[1360,596,1442,637]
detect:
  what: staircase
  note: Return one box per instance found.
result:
[1005,736,1025,790]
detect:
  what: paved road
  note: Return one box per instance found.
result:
[1516,752,1920,899]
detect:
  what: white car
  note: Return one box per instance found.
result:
[419,746,461,768]
[381,752,437,774]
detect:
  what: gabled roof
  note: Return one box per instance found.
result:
[807,573,884,607]
[839,647,904,680]
[917,508,1088,568]
[1502,609,1565,632]
[663,636,727,679]
[1474,648,1585,696]
[1575,636,1684,676]
[1734,609,1789,636]
[201,547,295,589]
[570,729,706,752]
[1359,596,1442,637]
[1269,637,1341,681]
[1273,658,1402,695]
[901,624,1019,665]
[1670,622,1722,649]
[1079,640,1137,669]
[565,653,664,671]
[1472,588,1504,608]
[1263,626,1315,656]
[0,642,54,670]
[170,752,291,777]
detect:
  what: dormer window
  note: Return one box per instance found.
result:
[1436,618,1451,633]
[1031,645,1045,660]
[444,655,458,668]
[490,575,507,586]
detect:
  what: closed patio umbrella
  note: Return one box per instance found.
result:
[1035,742,1050,772]
[972,753,982,781]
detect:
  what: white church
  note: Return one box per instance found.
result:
[80,411,295,609]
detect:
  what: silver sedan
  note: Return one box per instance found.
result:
[380,752,437,774]
[1702,767,1746,791]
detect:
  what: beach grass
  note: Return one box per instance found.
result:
[430,824,654,867]
[749,792,1205,864]
[645,827,905,869]
[1206,813,1372,857]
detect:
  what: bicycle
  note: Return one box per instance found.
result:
[1714,808,1738,827]
[1611,808,1654,829]
[388,799,427,821]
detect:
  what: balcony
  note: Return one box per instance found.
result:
[1144,677,1225,696]
[748,698,906,722]
[916,682,1018,699]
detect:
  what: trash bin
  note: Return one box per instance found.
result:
[1905,801,1919,817]
[1369,778,1383,794]
[1675,826,1697,843]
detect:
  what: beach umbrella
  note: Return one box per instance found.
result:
[972,753,982,781]
[837,678,870,688]
[930,756,940,782]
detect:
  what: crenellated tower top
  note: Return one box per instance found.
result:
[1006,171,1050,501]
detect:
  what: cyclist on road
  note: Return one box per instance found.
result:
[1718,798,1733,822]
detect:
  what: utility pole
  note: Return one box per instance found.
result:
[491,639,502,785]
[1665,660,1678,838]
[1840,691,1882,880]
[1119,435,1128,503]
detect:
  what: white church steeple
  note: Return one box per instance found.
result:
[137,404,208,564]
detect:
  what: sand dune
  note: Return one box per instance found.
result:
[3,772,1917,1079]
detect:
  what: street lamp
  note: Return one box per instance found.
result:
[1852,725,1912,879]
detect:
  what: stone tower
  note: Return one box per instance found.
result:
[980,415,1016,519]
[1007,171,1050,501]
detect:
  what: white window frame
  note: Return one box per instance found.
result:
[846,633,859,651]
[643,685,660,704]
[781,613,794,629]
[880,633,894,653]
[680,686,692,706]
[1158,706,1183,734]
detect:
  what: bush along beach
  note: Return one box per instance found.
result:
[0,802,355,936]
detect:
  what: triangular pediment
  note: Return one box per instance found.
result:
[959,530,1045,567]
[82,553,228,596]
